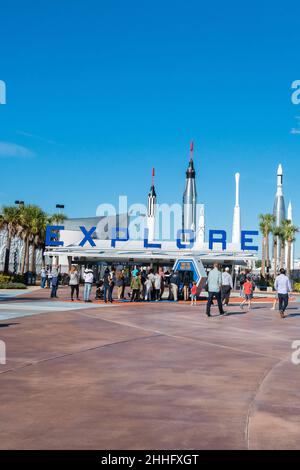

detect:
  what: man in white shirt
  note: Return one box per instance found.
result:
[274,268,292,318]
[221,267,233,307]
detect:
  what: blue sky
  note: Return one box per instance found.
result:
[0,1,299,253]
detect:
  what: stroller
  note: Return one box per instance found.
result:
[95,280,104,300]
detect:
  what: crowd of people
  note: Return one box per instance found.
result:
[41,262,294,318]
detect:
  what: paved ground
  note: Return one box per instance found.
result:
[0,286,300,450]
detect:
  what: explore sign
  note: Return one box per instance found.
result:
[46,226,259,252]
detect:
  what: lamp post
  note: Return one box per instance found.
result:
[55,204,65,214]
[54,205,65,268]
[15,200,24,207]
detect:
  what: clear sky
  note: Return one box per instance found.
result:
[0,1,299,253]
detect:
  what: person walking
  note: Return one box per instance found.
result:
[116,271,125,300]
[40,267,47,288]
[221,267,233,306]
[190,282,197,306]
[131,265,139,278]
[47,267,53,289]
[103,268,111,303]
[145,275,153,301]
[140,270,147,300]
[183,271,190,302]
[83,266,94,302]
[159,268,165,300]
[154,271,161,301]
[130,275,141,302]
[108,268,115,303]
[147,269,155,301]
[274,268,292,318]
[69,265,80,301]
[206,263,225,317]
[169,270,180,302]
[240,275,254,311]
[50,266,59,298]
[239,270,246,298]
[121,270,126,299]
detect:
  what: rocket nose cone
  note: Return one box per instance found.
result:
[277,164,283,175]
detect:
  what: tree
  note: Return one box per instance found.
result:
[29,208,49,273]
[259,214,275,278]
[281,220,298,277]
[272,225,282,275]
[0,206,21,273]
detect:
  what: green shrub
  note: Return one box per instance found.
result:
[0,282,27,289]
[0,274,26,283]
[11,274,25,284]
[0,274,11,284]
[293,283,300,293]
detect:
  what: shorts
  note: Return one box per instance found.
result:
[191,294,197,301]
[245,294,252,300]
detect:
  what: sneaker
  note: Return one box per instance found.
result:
[280,310,285,318]
[240,304,244,310]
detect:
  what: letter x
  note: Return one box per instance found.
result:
[79,226,96,247]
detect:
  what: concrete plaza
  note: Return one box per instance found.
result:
[0,286,300,450]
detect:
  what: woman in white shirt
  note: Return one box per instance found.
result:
[69,266,80,301]
[154,272,161,301]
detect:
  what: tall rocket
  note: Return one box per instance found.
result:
[232,172,241,246]
[195,204,205,248]
[147,168,157,242]
[182,142,197,242]
[273,164,286,262]
[285,201,294,271]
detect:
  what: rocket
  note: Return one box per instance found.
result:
[285,201,294,271]
[273,164,286,225]
[182,142,197,242]
[273,164,286,263]
[232,173,241,246]
[195,203,205,248]
[147,168,157,242]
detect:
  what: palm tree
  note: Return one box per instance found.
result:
[259,214,275,278]
[29,208,49,273]
[18,205,42,274]
[0,206,21,273]
[272,225,281,275]
[280,220,298,277]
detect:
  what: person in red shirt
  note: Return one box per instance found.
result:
[190,282,197,306]
[240,276,253,310]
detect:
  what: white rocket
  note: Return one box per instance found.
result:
[195,204,205,249]
[285,201,294,271]
[273,164,286,262]
[147,168,157,242]
[232,172,241,246]
[182,142,197,242]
